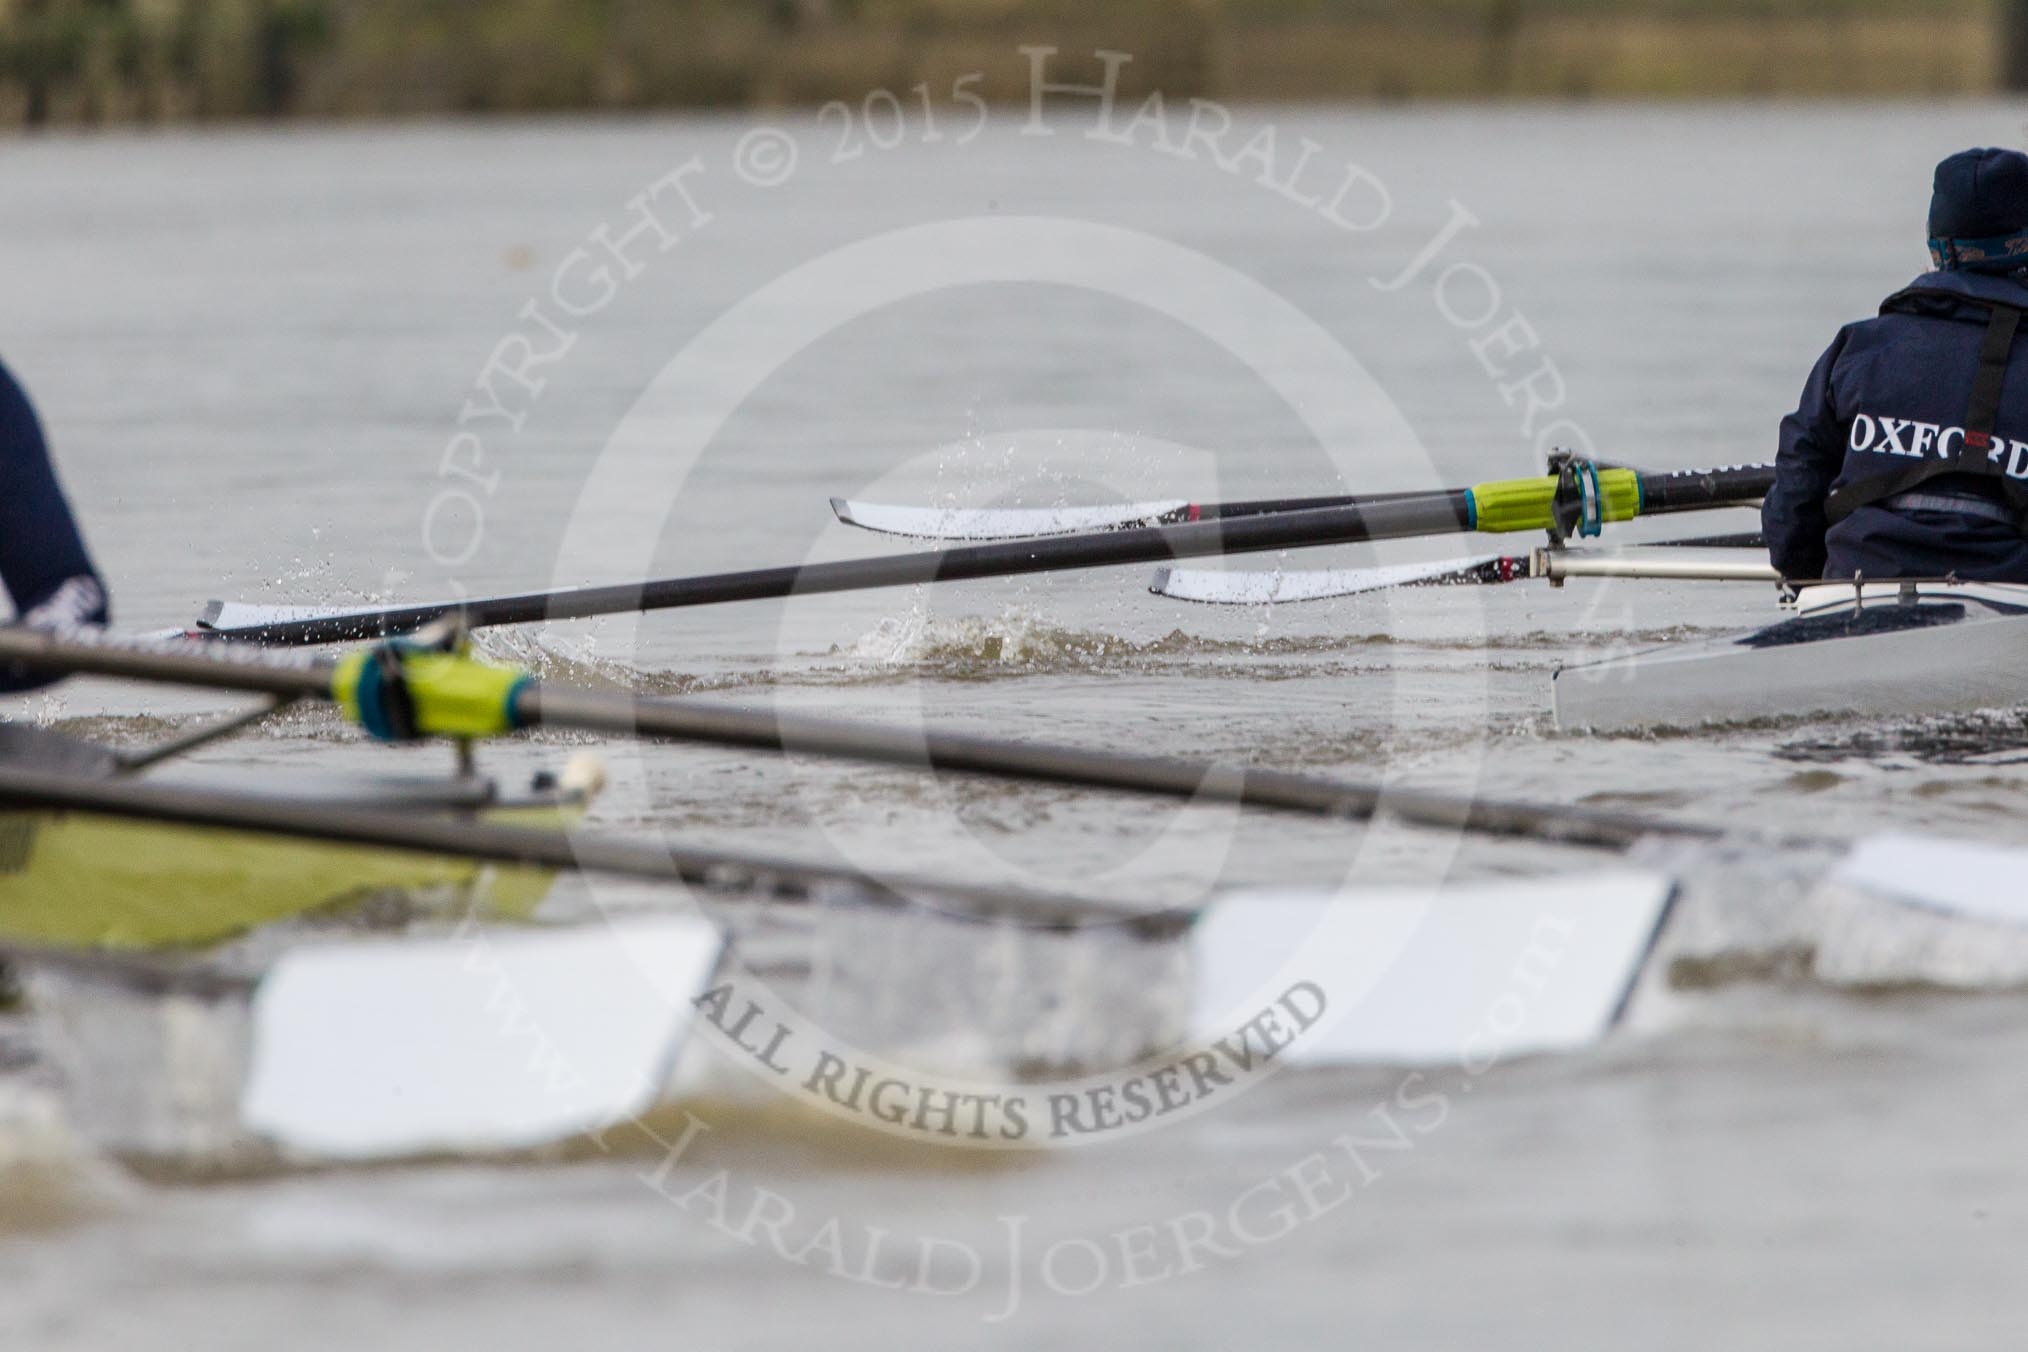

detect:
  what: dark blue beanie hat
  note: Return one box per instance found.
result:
[1929,147,2028,272]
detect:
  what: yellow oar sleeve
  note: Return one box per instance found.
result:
[333,644,530,741]
[1468,468,1641,535]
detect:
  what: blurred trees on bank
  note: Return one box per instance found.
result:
[0,0,2004,127]
[0,0,330,122]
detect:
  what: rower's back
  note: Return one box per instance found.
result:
[1765,146,2028,584]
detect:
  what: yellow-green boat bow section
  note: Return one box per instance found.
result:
[0,729,599,951]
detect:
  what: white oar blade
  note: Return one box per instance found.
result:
[1153,554,1512,605]
[1801,834,2028,989]
[830,497,1191,541]
[241,915,722,1161]
[1193,871,1675,1066]
[198,600,373,633]
[1831,835,2028,925]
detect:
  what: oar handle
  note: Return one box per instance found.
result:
[1637,463,1777,514]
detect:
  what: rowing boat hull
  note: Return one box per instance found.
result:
[0,730,597,950]
[1553,583,2028,732]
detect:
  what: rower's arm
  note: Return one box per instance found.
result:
[1763,329,1852,582]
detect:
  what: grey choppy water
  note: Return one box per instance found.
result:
[6,102,2028,1345]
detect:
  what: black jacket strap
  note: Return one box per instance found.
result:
[1964,303,2023,456]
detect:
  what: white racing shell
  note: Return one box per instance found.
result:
[1554,581,2028,731]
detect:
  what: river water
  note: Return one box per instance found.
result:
[6,101,2028,1347]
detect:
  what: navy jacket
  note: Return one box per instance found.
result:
[1765,269,2028,581]
[0,357,108,692]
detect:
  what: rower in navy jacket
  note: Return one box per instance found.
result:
[1765,147,2028,583]
[0,355,109,689]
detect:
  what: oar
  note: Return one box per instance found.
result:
[1154,534,1773,606]
[830,472,1765,544]
[0,626,1717,851]
[196,463,1778,646]
[832,491,1399,541]
[0,762,1145,932]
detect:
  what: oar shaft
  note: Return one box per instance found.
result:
[1194,492,1362,521]
[220,492,1480,645]
[0,628,335,696]
[518,683,1693,850]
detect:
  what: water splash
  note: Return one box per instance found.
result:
[1777,706,2028,766]
[835,606,1150,675]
